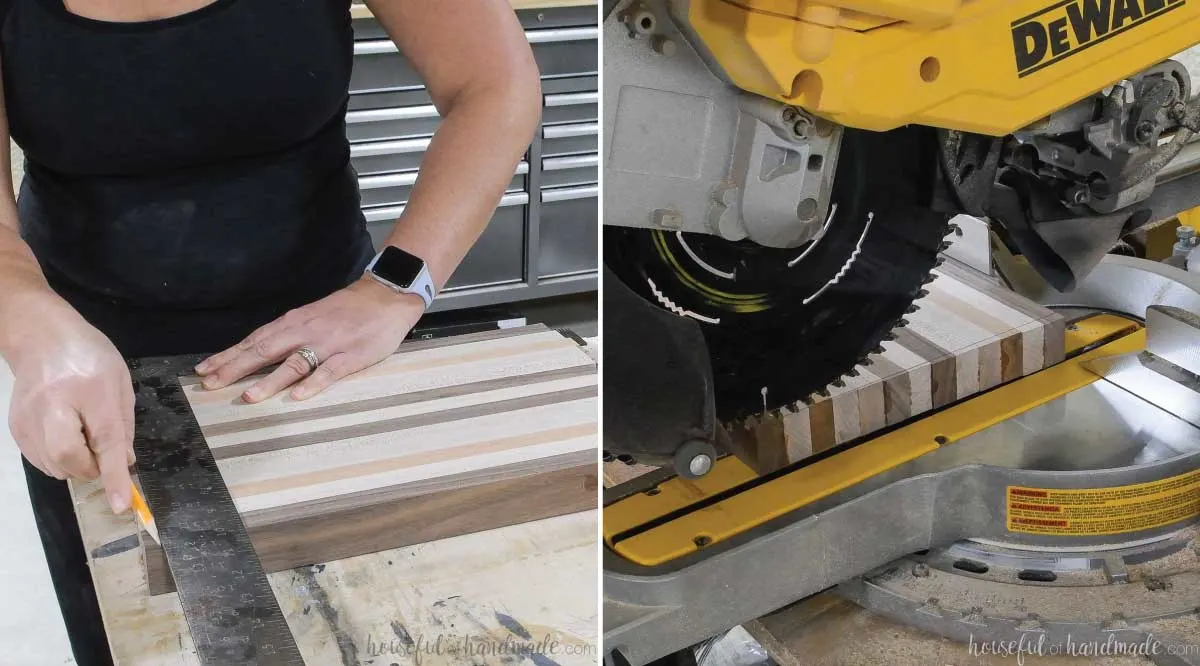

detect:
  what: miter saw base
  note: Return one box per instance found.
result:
[603,257,1200,666]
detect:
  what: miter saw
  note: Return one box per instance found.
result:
[601,1,1200,664]
[602,0,1200,472]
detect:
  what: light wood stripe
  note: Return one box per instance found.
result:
[184,334,582,419]
[177,324,554,387]
[229,423,597,497]
[243,449,595,527]
[211,385,597,460]
[203,364,594,437]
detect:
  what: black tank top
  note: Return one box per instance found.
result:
[0,0,374,316]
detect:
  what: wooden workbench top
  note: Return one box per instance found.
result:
[350,0,596,20]
[72,475,597,665]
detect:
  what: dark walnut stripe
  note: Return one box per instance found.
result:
[210,384,598,460]
[145,462,598,596]
[243,449,595,527]
[891,328,957,408]
[203,363,595,437]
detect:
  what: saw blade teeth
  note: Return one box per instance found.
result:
[831,379,846,388]
[905,303,921,314]
[845,368,860,377]
[872,345,886,355]
[921,273,938,285]
[897,318,910,327]
[916,289,930,299]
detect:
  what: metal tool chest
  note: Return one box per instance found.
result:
[350,4,598,312]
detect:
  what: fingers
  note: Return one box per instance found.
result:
[41,408,100,481]
[291,353,364,401]
[199,326,310,391]
[195,319,282,376]
[242,347,324,403]
[80,394,134,514]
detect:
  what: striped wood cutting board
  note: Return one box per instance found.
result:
[734,260,1066,473]
[602,259,1067,484]
[144,324,597,595]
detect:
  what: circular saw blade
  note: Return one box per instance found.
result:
[606,126,954,420]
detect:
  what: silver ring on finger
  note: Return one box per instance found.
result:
[295,347,321,374]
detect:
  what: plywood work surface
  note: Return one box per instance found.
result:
[71,325,599,665]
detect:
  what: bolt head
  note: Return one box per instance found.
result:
[651,35,676,56]
[1135,121,1157,144]
[688,454,713,476]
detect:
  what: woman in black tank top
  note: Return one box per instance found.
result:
[0,1,541,662]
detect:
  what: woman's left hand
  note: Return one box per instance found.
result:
[194,277,424,402]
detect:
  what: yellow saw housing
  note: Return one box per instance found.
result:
[685,0,1200,135]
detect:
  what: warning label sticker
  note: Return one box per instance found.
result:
[1006,469,1200,536]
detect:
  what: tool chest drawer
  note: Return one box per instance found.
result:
[538,185,598,278]
[350,27,597,94]
[358,163,529,209]
[516,6,597,29]
[347,88,433,112]
[363,193,528,291]
[345,103,439,143]
[350,137,430,175]
[542,122,598,157]
[541,154,598,188]
[542,89,599,125]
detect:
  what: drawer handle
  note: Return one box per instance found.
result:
[543,122,599,140]
[362,191,529,223]
[346,105,440,124]
[541,185,598,203]
[544,91,599,108]
[354,27,597,56]
[543,154,598,171]
[359,162,529,190]
[350,137,432,158]
[525,27,599,44]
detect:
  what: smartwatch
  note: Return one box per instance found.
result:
[365,246,436,309]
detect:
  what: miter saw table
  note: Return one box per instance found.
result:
[602,256,1200,666]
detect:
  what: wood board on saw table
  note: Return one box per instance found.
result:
[143,324,598,595]
[732,259,1066,474]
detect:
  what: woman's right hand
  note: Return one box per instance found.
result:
[3,295,135,514]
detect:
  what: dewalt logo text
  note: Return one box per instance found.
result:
[1011,0,1186,77]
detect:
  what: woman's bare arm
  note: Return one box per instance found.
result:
[364,0,542,288]
[0,58,136,514]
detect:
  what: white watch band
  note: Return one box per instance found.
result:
[406,264,436,309]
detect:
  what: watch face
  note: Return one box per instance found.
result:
[372,246,425,289]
